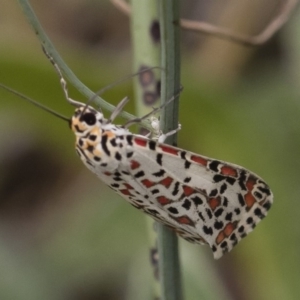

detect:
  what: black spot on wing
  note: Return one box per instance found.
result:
[152,169,165,177]
[149,140,156,150]
[203,226,213,235]
[214,208,224,217]
[134,171,145,178]
[258,186,271,196]
[214,221,223,229]
[198,212,205,222]
[238,171,247,190]
[184,160,191,169]
[126,135,133,146]
[101,135,110,156]
[220,183,227,194]
[206,209,213,219]
[182,199,191,210]
[238,194,245,206]
[127,152,134,158]
[209,189,218,197]
[168,207,179,214]
[110,138,117,147]
[263,201,272,211]
[254,192,263,199]
[225,212,233,221]
[151,189,160,195]
[115,152,122,161]
[191,196,203,205]
[184,177,191,183]
[172,182,180,196]
[156,153,163,166]
[226,177,236,185]
[209,161,220,172]
[214,174,225,182]
[180,151,186,159]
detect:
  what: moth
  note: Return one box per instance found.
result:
[0,57,273,259]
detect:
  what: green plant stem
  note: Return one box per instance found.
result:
[130,0,161,298]
[17,0,142,124]
[157,1,183,300]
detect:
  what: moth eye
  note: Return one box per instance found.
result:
[81,113,96,125]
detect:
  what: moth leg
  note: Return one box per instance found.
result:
[107,96,130,123]
[42,47,82,108]
[157,123,182,143]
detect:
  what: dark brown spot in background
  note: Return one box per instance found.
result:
[150,20,160,43]
[143,91,158,106]
[139,65,155,87]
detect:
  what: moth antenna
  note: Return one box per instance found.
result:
[0,83,69,122]
[106,96,130,124]
[43,47,83,108]
[123,86,183,128]
[81,66,161,115]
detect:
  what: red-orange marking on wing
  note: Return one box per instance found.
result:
[246,177,256,191]
[124,183,133,189]
[157,196,172,205]
[159,145,179,155]
[173,215,195,226]
[245,192,256,208]
[208,197,221,210]
[183,185,196,196]
[134,137,147,147]
[104,172,112,176]
[216,232,225,244]
[159,176,173,188]
[224,222,237,236]
[221,166,238,177]
[130,160,140,170]
[141,179,156,188]
[190,155,208,166]
[216,222,237,244]
[120,189,132,196]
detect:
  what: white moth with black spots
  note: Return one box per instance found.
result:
[72,105,273,259]
[0,53,273,259]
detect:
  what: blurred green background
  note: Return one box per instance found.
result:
[0,1,300,299]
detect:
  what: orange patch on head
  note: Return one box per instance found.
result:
[183,185,195,196]
[208,197,221,210]
[245,192,256,208]
[159,177,173,188]
[72,119,83,131]
[104,131,116,138]
[221,166,238,177]
[130,160,140,170]
[190,155,208,166]
[157,196,172,205]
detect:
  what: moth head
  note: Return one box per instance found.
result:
[70,106,104,135]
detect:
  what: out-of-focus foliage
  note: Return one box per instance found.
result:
[0,1,299,300]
